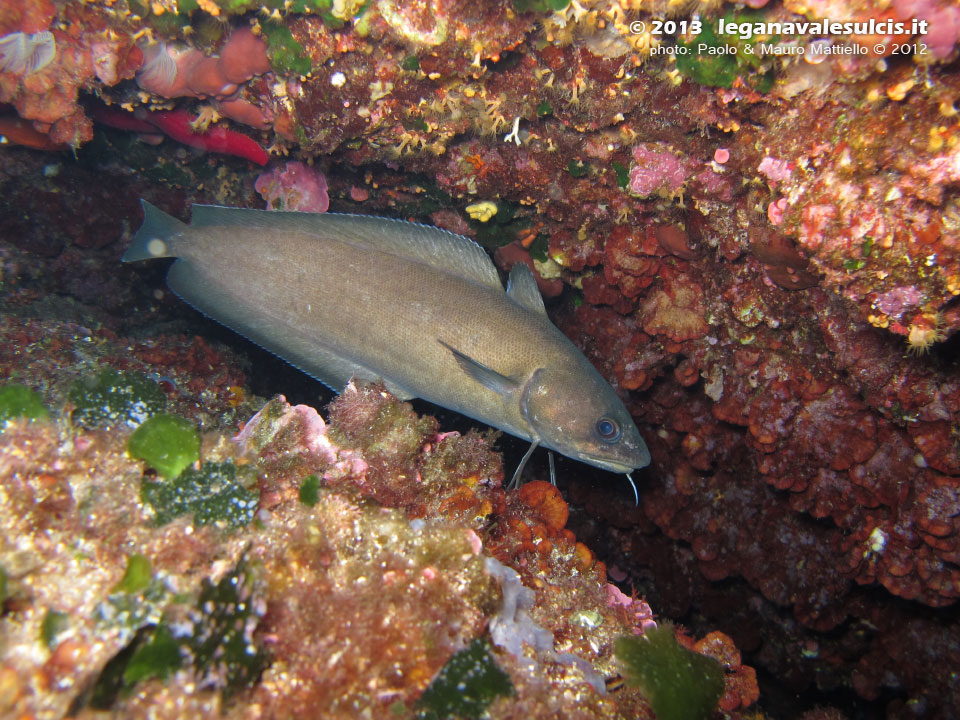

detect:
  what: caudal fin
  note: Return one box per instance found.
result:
[122,200,187,262]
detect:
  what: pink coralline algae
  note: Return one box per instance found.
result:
[767,198,789,226]
[628,143,695,198]
[256,161,330,212]
[892,0,960,58]
[874,286,924,319]
[692,165,734,202]
[757,156,792,186]
[605,584,657,634]
[234,392,368,490]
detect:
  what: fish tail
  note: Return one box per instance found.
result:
[123,200,186,262]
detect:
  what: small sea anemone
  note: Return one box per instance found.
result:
[906,311,945,355]
[0,31,56,75]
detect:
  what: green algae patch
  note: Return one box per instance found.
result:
[97,576,171,635]
[415,638,513,719]
[123,624,183,685]
[89,626,160,709]
[69,369,166,428]
[262,22,312,76]
[676,12,777,92]
[90,560,266,709]
[528,232,550,263]
[0,383,49,426]
[615,627,724,720]
[41,609,69,649]
[191,560,269,697]
[90,624,183,709]
[299,474,321,506]
[676,20,738,88]
[567,159,589,178]
[128,413,200,479]
[612,161,630,189]
[513,0,570,12]
[113,554,153,595]
[141,461,259,528]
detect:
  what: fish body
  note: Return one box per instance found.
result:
[124,201,650,473]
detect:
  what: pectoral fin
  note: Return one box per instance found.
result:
[438,339,520,396]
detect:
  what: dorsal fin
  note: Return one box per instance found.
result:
[506,263,546,315]
[189,204,503,291]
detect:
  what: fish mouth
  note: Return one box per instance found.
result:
[577,453,646,474]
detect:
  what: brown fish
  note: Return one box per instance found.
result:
[124,201,650,479]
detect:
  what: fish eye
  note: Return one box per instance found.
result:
[595,417,621,442]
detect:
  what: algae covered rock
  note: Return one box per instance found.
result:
[615,626,724,720]
[415,638,513,720]
[140,460,258,528]
[69,369,166,428]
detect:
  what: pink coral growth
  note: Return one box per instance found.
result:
[605,584,657,634]
[768,198,789,226]
[217,27,271,84]
[628,143,693,197]
[693,165,733,201]
[292,404,339,462]
[874,286,923,317]
[893,0,960,58]
[233,394,367,481]
[757,156,792,186]
[256,161,330,212]
[218,97,272,130]
[136,27,270,99]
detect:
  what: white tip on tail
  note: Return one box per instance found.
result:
[123,200,186,263]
